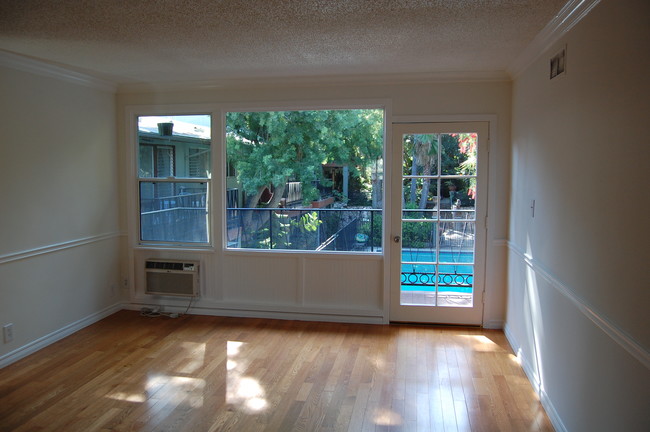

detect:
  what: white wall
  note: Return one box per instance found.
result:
[117,80,512,325]
[0,64,122,364]
[507,0,650,430]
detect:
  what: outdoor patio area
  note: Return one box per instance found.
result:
[400,290,473,307]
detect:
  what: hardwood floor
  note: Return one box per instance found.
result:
[0,311,553,431]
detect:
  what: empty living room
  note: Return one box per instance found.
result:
[1,0,648,431]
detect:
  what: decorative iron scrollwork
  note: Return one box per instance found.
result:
[400,271,472,287]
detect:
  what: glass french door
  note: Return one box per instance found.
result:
[390,122,488,325]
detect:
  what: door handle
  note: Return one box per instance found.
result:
[393,235,401,243]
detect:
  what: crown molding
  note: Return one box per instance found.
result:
[0,50,117,93]
[507,0,601,78]
[117,70,510,94]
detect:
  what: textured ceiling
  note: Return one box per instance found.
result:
[0,0,568,84]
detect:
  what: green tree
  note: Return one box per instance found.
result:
[227,110,382,207]
[227,109,383,237]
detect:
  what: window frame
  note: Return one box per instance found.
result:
[128,108,216,249]
[222,102,388,255]
[126,100,390,253]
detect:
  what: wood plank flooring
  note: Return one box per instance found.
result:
[0,311,553,431]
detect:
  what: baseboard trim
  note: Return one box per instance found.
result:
[503,324,567,432]
[483,319,504,329]
[503,324,541,392]
[507,241,649,370]
[0,303,123,369]
[0,232,122,265]
[124,302,385,325]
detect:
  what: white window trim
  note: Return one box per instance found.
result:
[125,104,220,250]
[126,99,393,254]
[220,99,391,255]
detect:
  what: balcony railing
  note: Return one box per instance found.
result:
[141,192,207,212]
[140,191,208,243]
[227,207,381,252]
[141,207,208,243]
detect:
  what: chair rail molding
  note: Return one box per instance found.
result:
[0,232,124,265]
[507,241,649,370]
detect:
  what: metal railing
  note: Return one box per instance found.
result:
[140,191,208,243]
[141,207,208,243]
[141,192,207,212]
[227,207,381,252]
[400,271,473,290]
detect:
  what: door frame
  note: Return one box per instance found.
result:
[388,117,493,325]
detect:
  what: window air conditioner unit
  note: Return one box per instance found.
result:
[145,259,200,297]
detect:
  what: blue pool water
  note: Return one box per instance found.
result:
[401,250,473,293]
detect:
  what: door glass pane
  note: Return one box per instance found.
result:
[438,221,475,256]
[403,134,439,176]
[403,178,438,214]
[401,220,436,251]
[401,262,437,306]
[435,218,474,308]
[440,133,477,176]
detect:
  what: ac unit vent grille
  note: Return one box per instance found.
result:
[145,261,186,270]
[144,259,199,297]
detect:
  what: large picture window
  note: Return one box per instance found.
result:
[226,109,384,252]
[137,115,211,245]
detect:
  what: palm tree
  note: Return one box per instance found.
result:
[413,134,438,209]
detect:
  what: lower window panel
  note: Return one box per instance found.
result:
[139,181,209,244]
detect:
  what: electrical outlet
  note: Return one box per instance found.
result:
[3,323,14,343]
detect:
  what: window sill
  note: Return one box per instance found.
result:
[134,244,215,253]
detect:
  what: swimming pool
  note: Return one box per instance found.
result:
[401,249,473,293]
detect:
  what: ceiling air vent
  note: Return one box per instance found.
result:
[550,46,567,79]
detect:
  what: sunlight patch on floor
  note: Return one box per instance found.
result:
[146,374,206,407]
[373,408,403,426]
[458,334,501,351]
[177,341,207,374]
[227,340,268,413]
[509,348,523,365]
[106,391,147,403]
